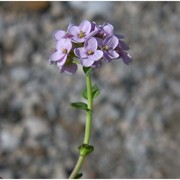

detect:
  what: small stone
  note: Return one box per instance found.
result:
[1,128,21,151]
[24,117,49,138]
[10,66,29,83]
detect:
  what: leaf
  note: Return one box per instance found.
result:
[82,85,100,100]
[92,84,100,100]
[82,67,92,75]
[70,102,89,111]
[75,173,83,179]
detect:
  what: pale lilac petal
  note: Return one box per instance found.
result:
[85,38,97,51]
[54,30,66,40]
[56,39,66,50]
[104,35,119,49]
[79,20,91,34]
[122,52,133,65]
[50,51,64,61]
[62,39,72,52]
[108,50,119,59]
[119,40,129,50]
[73,36,86,43]
[67,22,74,31]
[67,26,80,36]
[96,38,103,48]
[56,54,67,66]
[74,48,87,58]
[103,23,114,35]
[86,30,98,38]
[103,51,112,63]
[60,63,78,74]
[89,50,103,61]
[80,57,94,67]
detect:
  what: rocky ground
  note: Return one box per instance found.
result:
[0,2,180,178]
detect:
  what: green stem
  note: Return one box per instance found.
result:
[84,74,93,144]
[69,73,93,179]
[69,155,85,179]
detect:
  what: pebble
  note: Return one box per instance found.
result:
[24,117,49,138]
[1,128,21,151]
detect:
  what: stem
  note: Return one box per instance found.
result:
[69,156,85,179]
[69,73,93,179]
[84,74,93,144]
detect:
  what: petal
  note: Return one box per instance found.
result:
[62,39,72,52]
[60,63,78,74]
[85,38,97,51]
[91,60,102,68]
[56,54,67,66]
[103,51,112,63]
[79,20,91,34]
[67,22,74,31]
[72,36,86,43]
[91,21,98,32]
[96,37,103,48]
[67,26,80,36]
[108,50,119,59]
[103,23,114,35]
[104,35,119,49]
[119,40,129,50]
[122,52,133,65]
[54,30,66,40]
[80,57,94,67]
[56,39,66,50]
[89,50,103,61]
[50,51,64,61]
[74,48,87,58]
[86,29,98,38]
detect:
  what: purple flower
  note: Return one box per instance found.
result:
[74,38,103,67]
[59,61,78,74]
[49,38,72,66]
[67,20,97,43]
[98,35,119,62]
[115,45,132,65]
[91,60,102,68]
[97,23,124,39]
[98,23,114,38]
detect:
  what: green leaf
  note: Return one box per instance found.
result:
[82,85,100,100]
[83,67,92,75]
[82,87,88,100]
[92,84,100,100]
[70,102,89,111]
[75,173,83,179]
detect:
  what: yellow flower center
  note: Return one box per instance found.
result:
[62,48,68,54]
[87,50,94,55]
[78,31,85,38]
[102,45,109,51]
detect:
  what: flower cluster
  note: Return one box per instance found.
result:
[49,20,132,74]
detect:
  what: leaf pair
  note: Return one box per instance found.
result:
[82,84,100,100]
[70,102,90,111]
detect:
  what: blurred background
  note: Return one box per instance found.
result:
[0,1,180,178]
